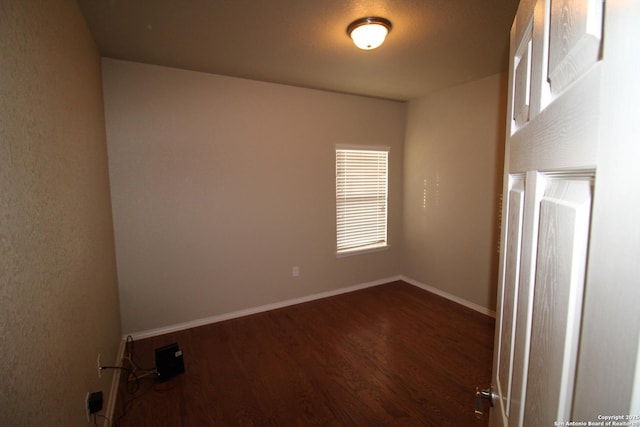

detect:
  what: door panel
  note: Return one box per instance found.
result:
[523,175,593,425]
[508,67,600,173]
[506,171,546,427]
[496,177,525,420]
[548,0,604,94]
[513,24,532,128]
[489,0,604,424]
[491,0,640,424]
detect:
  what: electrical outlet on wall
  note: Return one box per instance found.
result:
[97,353,102,378]
[292,266,300,277]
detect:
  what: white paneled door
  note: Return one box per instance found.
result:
[481,0,640,425]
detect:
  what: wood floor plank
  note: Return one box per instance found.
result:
[112,281,494,426]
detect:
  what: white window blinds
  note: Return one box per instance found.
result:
[336,147,389,255]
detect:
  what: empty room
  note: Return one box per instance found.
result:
[2,0,639,426]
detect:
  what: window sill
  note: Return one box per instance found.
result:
[336,244,389,258]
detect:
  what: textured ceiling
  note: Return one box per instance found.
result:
[77,0,520,101]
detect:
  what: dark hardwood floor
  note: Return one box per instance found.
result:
[111,281,495,426]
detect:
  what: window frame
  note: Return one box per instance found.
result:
[335,145,390,258]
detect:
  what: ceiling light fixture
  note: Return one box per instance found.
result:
[347,17,392,50]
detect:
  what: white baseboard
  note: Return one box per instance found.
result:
[111,275,493,427]
[128,275,404,340]
[126,274,494,341]
[400,275,496,318]
[104,337,127,427]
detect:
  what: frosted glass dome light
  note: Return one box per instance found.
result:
[347,17,392,50]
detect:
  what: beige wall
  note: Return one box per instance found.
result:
[402,74,507,311]
[102,59,407,334]
[0,0,121,425]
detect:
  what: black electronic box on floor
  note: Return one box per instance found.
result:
[155,343,185,382]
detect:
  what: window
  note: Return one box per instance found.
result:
[335,146,389,256]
